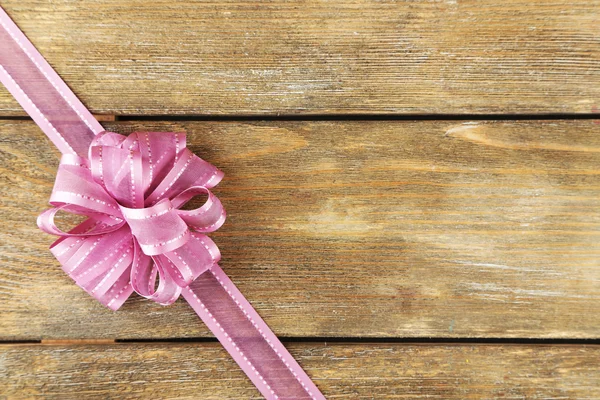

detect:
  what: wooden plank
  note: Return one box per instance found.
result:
[1,119,599,340]
[1,343,599,398]
[0,1,598,116]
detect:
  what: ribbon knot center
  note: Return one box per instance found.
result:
[119,198,190,256]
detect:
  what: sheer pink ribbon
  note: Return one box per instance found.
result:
[0,6,324,399]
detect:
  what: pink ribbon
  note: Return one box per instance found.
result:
[0,5,325,399]
[37,131,226,310]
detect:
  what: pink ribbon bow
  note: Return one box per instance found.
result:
[37,131,226,310]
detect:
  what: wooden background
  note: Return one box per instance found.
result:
[0,1,599,398]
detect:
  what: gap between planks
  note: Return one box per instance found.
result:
[0,338,596,347]
[2,113,600,122]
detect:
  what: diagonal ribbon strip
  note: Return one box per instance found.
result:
[0,7,102,155]
[0,6,325,399]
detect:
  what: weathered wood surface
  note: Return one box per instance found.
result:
[1,343,599,399]
[0,0,598,116]
[1,119,599,340]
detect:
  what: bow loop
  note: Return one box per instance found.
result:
[89,144,144,208]
[120,198,190,256]
[48,153,122,217]
[172,186,226,233]
[40,131,226,310]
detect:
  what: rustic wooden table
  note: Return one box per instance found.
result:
[1,1,599,398]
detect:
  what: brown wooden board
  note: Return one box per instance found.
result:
[1,119,599,340]
[1,343,599,399]
[0,0,598,116]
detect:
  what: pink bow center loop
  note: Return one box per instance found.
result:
[120,198,190,256]
[39,131,227,310]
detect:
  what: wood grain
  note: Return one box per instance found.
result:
[1,343,599,399]
[1,119,599,340]
[0,0,598,116]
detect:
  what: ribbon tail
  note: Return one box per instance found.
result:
[0,7,103,156]
[182,265,325,400]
